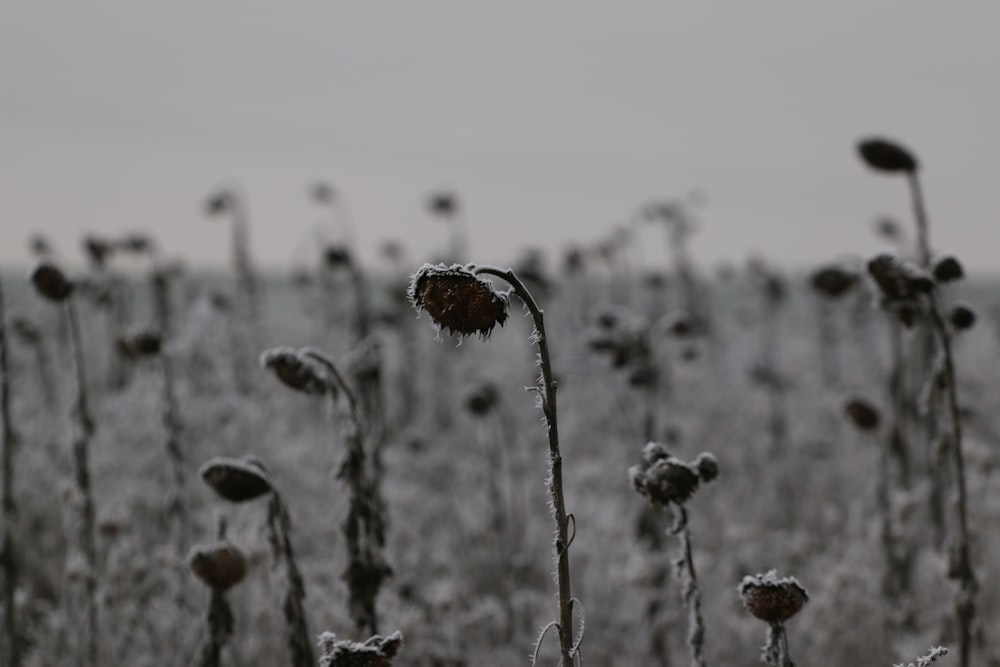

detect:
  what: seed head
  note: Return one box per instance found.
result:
[931,256,964,283]
[189,541,249,592]
[465,381,499,416]
[810,266,858,299]
[204,191,232,216]
[408,264,509,339]
[693,453,720,483]
[117,329,163,359]
[318,630,404,667]
[738,570,809,623]
[260,347,329,395]
[867,254,933,301]
[630,442,712,506]
[31,262,73,302]
[857,137,919,173]
[427,191,458,218]
[949,304,976,331]
[844,397,881,431]
[324,244,354,270]
[200,456,273,502]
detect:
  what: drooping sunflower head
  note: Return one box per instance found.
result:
[407,264,509,339]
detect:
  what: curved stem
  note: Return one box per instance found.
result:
[925,295,976,667]
[473,265,575,664]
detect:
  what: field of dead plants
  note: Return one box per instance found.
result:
[1,139,998,667]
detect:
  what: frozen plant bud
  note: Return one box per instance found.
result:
[204,191,231,216]
[31,262,73,302]
[189,541,248,592]
[408,264,509,339]
[318,630,403,667]
[324,244,353,269]
[844,397,881,431]
[260,347,328,395]
[118,329,163,358]
[738,570,809,623]
[868,254,933,301]
[200,456,273,502]
[630,446,701,506]
[949,304,976,331]
[857,137,919,173]
[427,191,458,218]
[465,381,499,416]
[932,256,964,283]
[693,453,720,483]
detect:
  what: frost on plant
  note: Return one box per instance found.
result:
[738,570,809,623]
[407,263,509,339]
[629,442,718,506]
[318,630,403,667]
[260,346,329,395]
[894,646,949,667]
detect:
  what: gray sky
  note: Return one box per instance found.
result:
[2,1,998,275]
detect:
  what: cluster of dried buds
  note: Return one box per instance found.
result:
[629,441,719,506]
[867,253,975,331]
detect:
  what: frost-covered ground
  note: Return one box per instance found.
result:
[2,267,998,666]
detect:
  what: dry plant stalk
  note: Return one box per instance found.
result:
[0,275,23,667]
[32,262,100,667]
[408,263,581,665]
[318,630,403,667]
[630,442,719,667]
[738,570,808,667]
[200,455,315,667]
[261,347,390,637]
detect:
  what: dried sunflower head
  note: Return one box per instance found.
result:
[200,456,273,502]
[738,570,809,623]
[31,262,74,303]
[260,347,329,396]
[189,541,249,592]
[857,137,919,173]
[407,264,509,339]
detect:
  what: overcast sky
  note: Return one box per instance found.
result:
[2,2,998,276]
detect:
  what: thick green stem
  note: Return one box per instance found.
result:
[474,266,576,665]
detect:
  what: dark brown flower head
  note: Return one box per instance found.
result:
[693,452,720,483]
[407,264,509,339]
[874,217,901,241]
[949,304,976,331]
[11,318,42,345]
[31,262,73,302]
[857,137,919,173]
[204,191,232,216]
[118,329,163,359]
[324,244,354,269]
[629,442,707,506]
[118,233,153,254]
[465,381,499,416]
[844,397,881,431]
[200,456,273,502]
[82,235,114,269]
[867,254,934,301]
[810,266,859,299]
[738,570,809,623]
[189,541,249,592]
[318,630,404,667]
[29,234,53,257]
[932,256,964,283]
[311,182,335,204]
[260,347,329,395]
[427,191,458,218]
